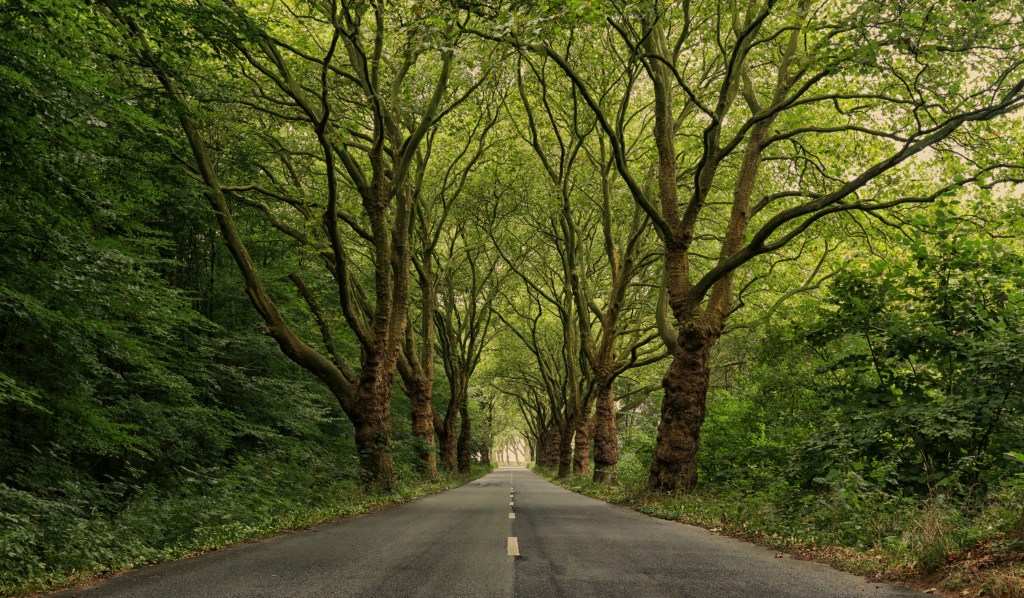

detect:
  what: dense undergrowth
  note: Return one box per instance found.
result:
[545,455,1024,597]
[2,458,492,597]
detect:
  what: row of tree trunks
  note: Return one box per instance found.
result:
[530,413,609,477]
[432,398,477,473]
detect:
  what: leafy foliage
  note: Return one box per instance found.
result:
[799,213,1024,494]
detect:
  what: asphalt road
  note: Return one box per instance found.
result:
[54,468,924,597]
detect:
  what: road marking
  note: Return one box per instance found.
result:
[507,536,520,556]
[509,512,515,519]
[510,501,514,506]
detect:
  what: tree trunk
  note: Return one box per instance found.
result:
[572,415,594,476]
[479,441,491,467]
[545,429,560,469]
[353,382,395,490]
[409,380,437,477]
[478,401,493,468]
[537,426,560,469]
[457,399,472,473]
[556,422,574,478]
[439,412,458,470]
[647,322,719,492]
[592,377,619,483]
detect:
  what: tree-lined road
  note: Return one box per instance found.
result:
[55,469,923,597]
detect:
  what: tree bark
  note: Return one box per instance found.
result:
[572,415,594,476]
[477,400,493,468]
[647,321,719,492]
[537,426,560,469]
[557,420,574,478]
[402,244,438,478]
[438,410,458,470]
[408,378,437,477]
[479,441,491,467]
[547,429,561,469]
[352,375,395,490]
[592,377,619,483]
[457,399,472,473]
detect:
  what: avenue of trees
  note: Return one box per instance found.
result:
[2,0,1023,592]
